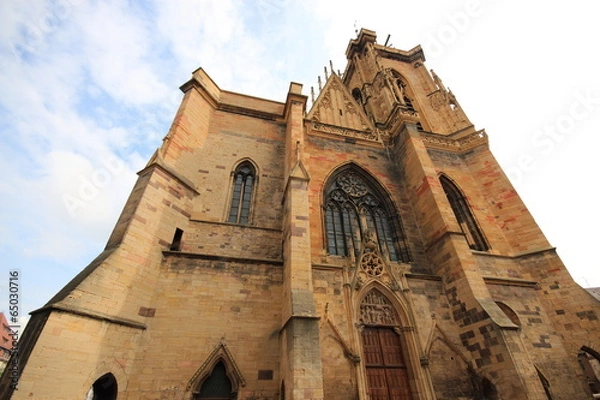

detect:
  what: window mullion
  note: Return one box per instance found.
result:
[333,206,345,255]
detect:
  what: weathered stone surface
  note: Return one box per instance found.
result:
[3,29,598,400]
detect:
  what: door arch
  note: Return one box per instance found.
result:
[194,361,233,400]
[187,340,245,400]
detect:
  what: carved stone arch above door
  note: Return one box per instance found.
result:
[359,287,402,327]
[186,340,245,399]
[355,283,412,329]
[357,289,412,399]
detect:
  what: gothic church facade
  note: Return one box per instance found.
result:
[2,28,600,399]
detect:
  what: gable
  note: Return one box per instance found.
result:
[307,73,374,134]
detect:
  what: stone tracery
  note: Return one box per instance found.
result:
[324,169,411,263]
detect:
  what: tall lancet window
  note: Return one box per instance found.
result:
[324,169,411,263]
[439,175,489,252]
[228,161,256,224]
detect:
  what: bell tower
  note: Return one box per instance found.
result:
[344,28,471,134]
[331,28,600,400]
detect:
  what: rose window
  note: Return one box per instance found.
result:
[361,253,384,276]
[337,173,368,197]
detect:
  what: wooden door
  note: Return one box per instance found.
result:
[362,327,413,400]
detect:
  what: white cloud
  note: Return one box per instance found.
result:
[71,2,171,106]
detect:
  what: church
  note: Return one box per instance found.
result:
[2,28,599,399]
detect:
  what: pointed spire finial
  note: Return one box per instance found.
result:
[318,76,322,91]
[324,66,329,80]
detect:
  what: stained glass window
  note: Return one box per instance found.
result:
[228,162,256,224]
[324,170,411,263]
[440,175,489,252]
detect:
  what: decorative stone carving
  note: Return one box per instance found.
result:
[361,252,385,277]
[358,194,378,207]
[431,69,446,91]
[350,231,404,292]
[337,172,368,197]
[186,340,246,392]
[321,91,332,110]
[354,275,364,290]
[330,189,348,203]
[311,122,379,142]
[359,289,398,325]
[385,104,420,134]
[312,108,321,121]
[420,129,488,153]
[429,90,447,111]
[345,100,358,115]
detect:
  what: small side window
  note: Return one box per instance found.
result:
[228,161,256,225]
[170,228,183,251]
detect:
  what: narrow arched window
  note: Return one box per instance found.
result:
[352,88,363,104]
[440,175,489,251]
[324,169,411,263]
[228,161,256,224]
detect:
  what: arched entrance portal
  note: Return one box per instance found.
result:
[360,289,414,400]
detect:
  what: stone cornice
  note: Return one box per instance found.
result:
[420,129,488,153]
[218,102,281,121]
[383,104,421,133]
[180,74,283,121]
[187,218,282,233]
[179,77,219,109]
[138,160,200,195]
[162,250,282,266]
[405,273,443,282]
[482,276,538,288]
[31,303,147,330]
[307,121,381,145]
[472,246,557,260]
[373,44,426,64]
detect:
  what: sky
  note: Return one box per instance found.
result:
[1,0,599,324]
